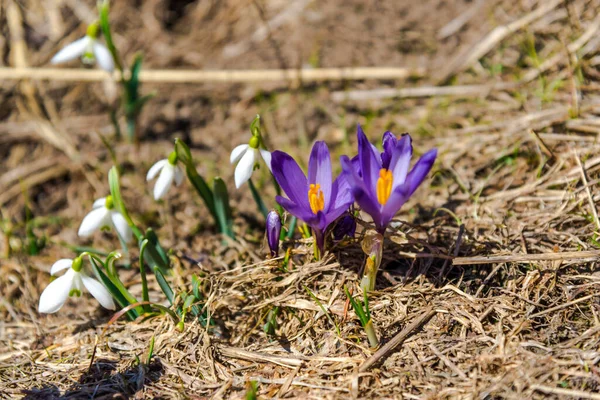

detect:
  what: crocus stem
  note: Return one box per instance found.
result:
[364,319,379,349]
[360,232,384,292]
[313,228,324,261]
[248,178,269,219]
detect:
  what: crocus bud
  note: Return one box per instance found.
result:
[333,213,356,241]
[266,211,282,257]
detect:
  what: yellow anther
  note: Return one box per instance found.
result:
[308,184,325,214]
[376,169,393,205]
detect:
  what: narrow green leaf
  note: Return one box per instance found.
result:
[90,257,138,320]
[248,179,268,219]
[153,267,174,305]
[191,274,201,300]
[183,293,195,311]
[145,228,170,269]
[138,239,151,312]
[146,335,155,365]
[213,177,234,238]
[344,285,369,326]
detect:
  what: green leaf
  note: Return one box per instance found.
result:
[183,293,195,311]
[90,257,138,320]
[127,53,143,103]
[144,228,170,272]
[344,285,369,326]
[191,274,202,300]
[146,335,155,365]
[248,179,268,219]
[174,139,217,222]
[213,177,234,238]
[153,267,174,305]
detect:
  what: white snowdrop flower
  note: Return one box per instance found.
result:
[78,195,132,242]
[146,152,184,200]
[38,257,115,313]
[51,23,114,72]
[230,135,272,189]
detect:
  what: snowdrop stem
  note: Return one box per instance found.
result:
[97,0,123,74]
[248,179,268,219]
[108,166,143,240]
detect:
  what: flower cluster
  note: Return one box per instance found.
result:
[269,125,437,252]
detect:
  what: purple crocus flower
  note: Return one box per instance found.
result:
[266,210,282,257]
[271,141,354,251]
[341,126,437,234]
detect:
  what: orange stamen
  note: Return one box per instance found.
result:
[376,169,393,205]
[308,184,325,214]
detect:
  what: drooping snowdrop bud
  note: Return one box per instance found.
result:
[38,256,115,313]
[266,210,282,257]
[78,195,133,242]
[231,116,272,188]
[51,22,114,72]
[146,151,184,200]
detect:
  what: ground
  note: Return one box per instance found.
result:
[2,0,600,398]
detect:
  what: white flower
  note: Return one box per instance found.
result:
[51,28,114,72]
[146,157,184,200]
[230,144,272,188]
[78,196,132,242]
[38,258,115,313]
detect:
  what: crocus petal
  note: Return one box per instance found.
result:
[110,211,133,242]
[308,141,332,209]
[259,149,272,171]
[78,207,110,237]
[329,171,353,211]
[381,148,437,228]
[50,259,73,275]
[230,144,249,164]
[322,200,353,228]
[381,131,397,169]
[276,196,318,226]
[405,148,437,197]
[147,159,168,181]
[81,274,116,310]
[92,197,106,209]
[271,151,309,208]
[38,270,74,313]
[388,134,412,187]
[234,148,256,188]
[341,155,382,228]
[153,163,175,200]
[51,37,89,64]
[174,165,184,186]
[93,42,114,72]
[357,125,382,195]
